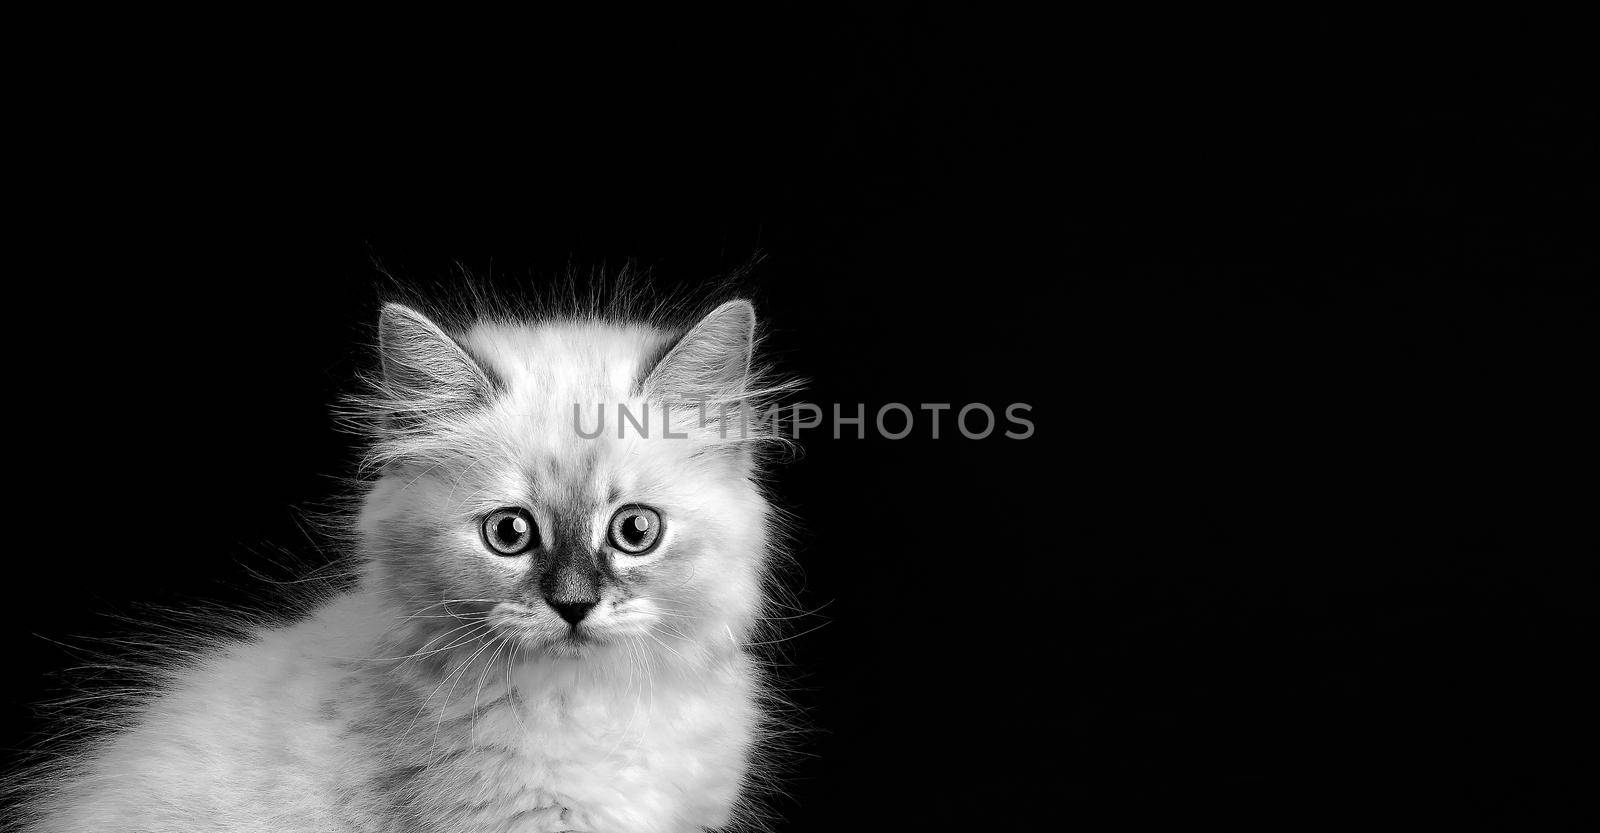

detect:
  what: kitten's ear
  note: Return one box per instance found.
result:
[641,300,756,402]
[376,303,497,428]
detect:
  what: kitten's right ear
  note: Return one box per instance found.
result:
[376,303,497,429]
[640,299,757,403]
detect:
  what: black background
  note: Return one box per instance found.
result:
[6,8,1597,829]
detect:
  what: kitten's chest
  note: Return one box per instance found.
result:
[425,676,754,833]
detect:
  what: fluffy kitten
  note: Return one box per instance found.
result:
[11,293,795,832]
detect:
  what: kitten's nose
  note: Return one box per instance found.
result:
[549,599,595,626]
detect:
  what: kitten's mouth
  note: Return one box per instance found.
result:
[486,605,611,657]
[544,628,600,657]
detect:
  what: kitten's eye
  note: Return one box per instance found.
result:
[608,505,663,555]
[481,508,539,555]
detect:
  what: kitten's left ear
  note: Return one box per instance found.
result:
[376,302,498,429]
[640,299,755,403]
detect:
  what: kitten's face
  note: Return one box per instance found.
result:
[358,304,769,662]
[367,416,765,659]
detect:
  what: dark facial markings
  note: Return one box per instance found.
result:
[533,501,619,616]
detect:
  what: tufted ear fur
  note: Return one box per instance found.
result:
[639,300,755,405]
[376,302,497,431]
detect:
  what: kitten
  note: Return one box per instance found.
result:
[11,293,796,832]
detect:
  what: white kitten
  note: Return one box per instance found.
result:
[12,293,796,832]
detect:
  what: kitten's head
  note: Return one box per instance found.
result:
[351,296,784,663]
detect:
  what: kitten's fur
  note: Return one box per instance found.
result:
[11,287,796,832]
